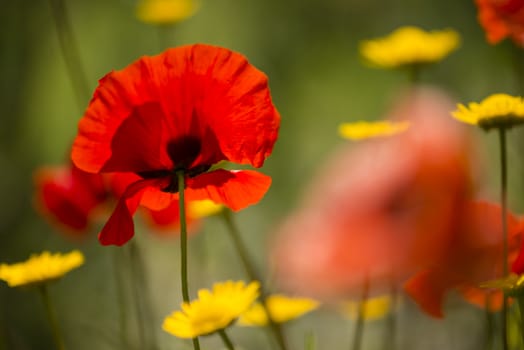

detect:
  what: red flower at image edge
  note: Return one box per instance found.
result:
[34,164,190,238]
[72,44,280,246]
[34,164,108,234]
[476,0,524,46]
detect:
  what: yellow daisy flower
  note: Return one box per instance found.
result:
[188,199,224,219]
[480,273,524,297]
[136,0,200,25]
[360,26,460,69]
[0,250,84,288]
[338,120,410,140]
[163,280,260,339]
[238,295,319,326]
[341,295,392,321]
[451,94,524,130]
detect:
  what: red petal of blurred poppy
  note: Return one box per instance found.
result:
[34,165,108,234]
[99,178,166,246]
[457,286,504,312]
[72,44,279,174]
[404,269,446,318]
[185,169,271,211]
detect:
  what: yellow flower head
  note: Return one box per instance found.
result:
[238,295,319,326]
[163,280,260,339]
[341,295,392,321]
[338,120,410,140]
[360,26,460,69]
[136,0,200,25]
[187,199,224,219]
[451,94,524,130]
[480,274,524,297]
[0,250,84,288]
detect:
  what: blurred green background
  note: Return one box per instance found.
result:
[1,0,524,349]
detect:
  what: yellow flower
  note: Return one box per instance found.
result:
[136,0,199,25]
[163,280,260,339]
[338,120,410,140]
[238,295,319,326]
[341,295,392,320]
[480,274,524,297]
[451,94,524,130]
[0,251,84,288]
[188,199,223,219]
[360,26,460,69]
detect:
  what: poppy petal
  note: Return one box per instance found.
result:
[99,178,164,246]
[185,169,271,211]
[404,269,447,318]
[72,44,279,174]
[33,165,108,234]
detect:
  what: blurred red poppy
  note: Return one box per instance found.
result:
[271,88,474,301]
[405,201,524,317]
[34,164,193,239]
[33,164,108,235]
[72,44,279,246]
[475,0,524,46]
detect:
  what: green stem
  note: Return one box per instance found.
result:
[176,170,201,350]
[498,127,508,350]
[218,329,236,350]
[511,45,524,95]
[47,0,90,110]
[129,240,159,350]
[127,242,146,350]
[112,249,130,349]
[407,64,420,85]
[485,294,494,350]
[351,278,369,350]
[220,210,289,350]
[384,283,397,350]
[39,285,66,350]
[518,296,524,349]
[305,331,316,350]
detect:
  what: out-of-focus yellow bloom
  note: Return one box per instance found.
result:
[360,26,460,68]
[451,94,524,130]
[341,295,392,320]
[188,199,223,218]
[163,280,260,339]
[0,251,84,288]
[338,120,410,140]
[136,0,200,25]
[238,295,319,326]
[480,273,524,297]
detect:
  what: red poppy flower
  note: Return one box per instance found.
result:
[476,0,524,46]
[33,164,108,235]
[72,44,279,246]
[270,88,473,300]
[405,201,524,318]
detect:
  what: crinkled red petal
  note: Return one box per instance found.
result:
[185,169,271,211]
[72,44,279,174]
[99,178,166,246]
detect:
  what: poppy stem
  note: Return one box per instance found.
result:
[39,284,66,350]
[47,0,90,110]
[498,126,508,350]
[305,330,316,350]
[111,249,130,349]
[129,240,159,350]
[220,209,289,350]
[485,294,494,350]
[351,278,369,350]
[218,329,236,350]
[384,283,397,350]
[517,296,524,349]
[176,170,201,350]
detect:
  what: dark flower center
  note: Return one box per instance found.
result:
[137,136,211,193]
